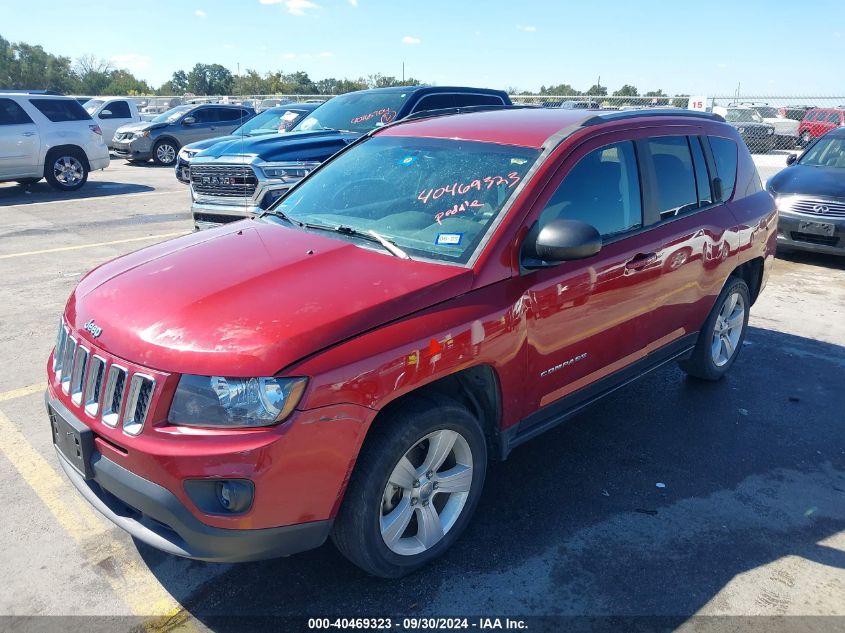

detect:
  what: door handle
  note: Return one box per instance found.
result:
[625,252,659,271]
[22,132,36,137]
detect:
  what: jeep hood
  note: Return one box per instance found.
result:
[195,129,360,162]
[65,221,472,377]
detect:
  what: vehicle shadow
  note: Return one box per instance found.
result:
[137,326,845,626]
[0,180,154,206]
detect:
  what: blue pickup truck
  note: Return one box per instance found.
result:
[188,85,511,230]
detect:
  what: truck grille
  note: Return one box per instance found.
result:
[191,165,257,197]
[53,320,157,437]
[783,197,845,218]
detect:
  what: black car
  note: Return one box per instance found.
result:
[767,127,845,256]
[717,107,775,153]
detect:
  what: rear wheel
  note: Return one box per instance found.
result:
[679,277,750,381]
[44,150,88,191]
[332,395,487,578]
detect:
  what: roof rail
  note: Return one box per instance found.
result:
[0,89,65,96]
[582,108,725,125]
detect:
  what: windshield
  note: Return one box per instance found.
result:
[83,99,104,115]
[724,109,763,123]
[266,136,539,264]
[799,137,845,168]
[235,108,304,136]
[754,106,778,118]
[151,105,192,124]
[293,91,411,133]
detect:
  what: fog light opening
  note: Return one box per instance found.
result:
[216,480,253,513]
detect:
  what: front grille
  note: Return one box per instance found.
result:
[53,319,157,437]
[790,232,840,247]
[194,212,245,226]
[191,165,257,197]
[783,197,845,218]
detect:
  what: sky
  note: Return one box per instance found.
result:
[2,0,844,96]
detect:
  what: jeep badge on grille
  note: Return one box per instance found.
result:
[83,319,102,338]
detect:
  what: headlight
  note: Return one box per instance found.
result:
[178,147,200,160]
[258,161,320,181]
[132,130,150,139]
[168,375,307,428]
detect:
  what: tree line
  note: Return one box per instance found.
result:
[1,34,684,103]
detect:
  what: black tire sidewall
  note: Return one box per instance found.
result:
[44,150,88,191]
[335,399,487,577]
[153,139,178,166]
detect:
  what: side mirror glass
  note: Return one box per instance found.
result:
[785,153,798,166]
[182,116,196,125]
[535,219,602,262]
[99,109,112,119]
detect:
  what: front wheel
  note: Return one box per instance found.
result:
[152,139,178,166]
[679,277,750,381]
[332,395,487,578]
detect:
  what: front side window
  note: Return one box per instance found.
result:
[0,98,34,125]
[827,112,841,124]
[105,101,132,118]
[191,108,218,123]
[708,136,738,202]
[723,109,762,123]
[28,98,90,122]
[799,137,845,168]
[647,136,698,218]
[294,91,412,133]
[268,136,539,264]
[538,141,642,237]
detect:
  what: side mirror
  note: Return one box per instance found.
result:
[535,219,602,262]
[182,116,196,125]
[785,153,798,166]
[99,109,112,119]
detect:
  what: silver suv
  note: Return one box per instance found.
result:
[112,104,255,166]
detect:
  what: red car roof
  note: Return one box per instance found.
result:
[377,107,591,149]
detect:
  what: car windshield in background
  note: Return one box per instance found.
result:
[151,105,192,124]
[267,136,539,264]
[724,109,763,123]
[754,106,778,118]
[799,137,845,168]
[293,92,411,133]
[235,108,302,136]
[83,99,104,115]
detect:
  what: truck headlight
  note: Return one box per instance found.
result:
[258,161,320,181]
[179,147,200,161]
[168,375,307,428]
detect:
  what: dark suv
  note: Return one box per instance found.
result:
[112,104,255,165]
[48,107,775,578]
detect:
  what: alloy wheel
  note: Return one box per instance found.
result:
[53,156,84,187]
[380,429,474,556]
[711,291,745,367]
[156,143,176,164]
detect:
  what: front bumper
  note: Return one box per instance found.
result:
[777,210,845,256]
[48,394,337,562]
[112,137,152,161]
[175,155,192,183]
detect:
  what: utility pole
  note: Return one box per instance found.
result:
[402,62,405,83]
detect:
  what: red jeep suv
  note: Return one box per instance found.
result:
[47,107,776,578]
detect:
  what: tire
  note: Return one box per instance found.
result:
[152,139,178,166]
[679,277,751,381]
[331,394,487,578]
[15,177,41,185]
[44,149,88,191]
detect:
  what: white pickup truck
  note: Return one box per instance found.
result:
[742,104,799,149]
[82,97,142,149]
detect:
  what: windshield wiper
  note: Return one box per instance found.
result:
[299,222,411,259]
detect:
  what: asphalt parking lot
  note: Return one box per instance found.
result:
[0,155,843,631]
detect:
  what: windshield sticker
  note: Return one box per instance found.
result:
[510,157,528,165]
[418,172,522,204]
[399,156,417,166]
[434,200,484,225]
[436,233,463,246]
[351,108,397,125]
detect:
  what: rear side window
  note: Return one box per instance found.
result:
[815,111,828,121]
[539,141,642,238]
[646,136,698,219]
[216,108,248,122]
[708,137,738,202]
[0,98,34,125]
[452,94,505,107]
[827,112,841,124]
[28,98,90,122]
[104,101,131,118]
[413,94,455,112]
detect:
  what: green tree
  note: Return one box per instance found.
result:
[186,63,233,95]
[105,69,150,95]
[540,83,580,96]
[585,83,607,97]
[644,89,669,106]
[672,94,690,108]
[612,84,638,97]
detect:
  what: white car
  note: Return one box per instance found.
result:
[0,92,110,191]
[82,97,141,149]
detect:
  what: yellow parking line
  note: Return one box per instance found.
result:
[0,382,47,403]
[0,232,187,260]
[0,408,199,629]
